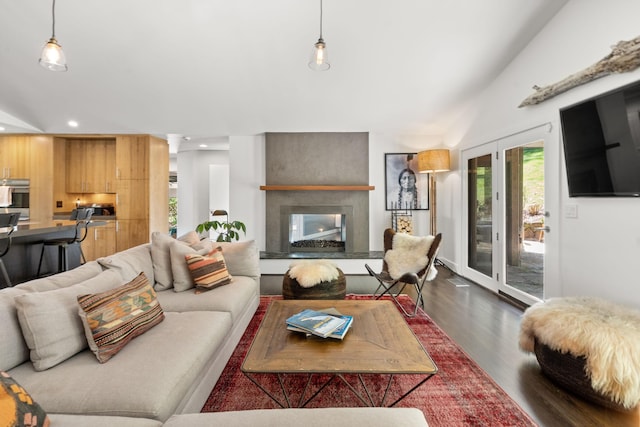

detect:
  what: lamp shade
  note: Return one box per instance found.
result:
[39,37,67,72]
[308,38,330,71]
[418,149,450,173]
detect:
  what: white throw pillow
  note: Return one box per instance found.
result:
[14,270,123,371]
[216,240,260,278]
[151,232,179,291]
[169,239,213,292]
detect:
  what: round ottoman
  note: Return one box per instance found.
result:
[282,260,346,300]
[520,296,640,411]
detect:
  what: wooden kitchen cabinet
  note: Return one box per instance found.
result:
[114,135,168,250]
[116,135,149,180]
[115,179,149,220]
[115,219,149,253]
[82,221,117,261]
[66,138,116,193]
[0,135,30,179]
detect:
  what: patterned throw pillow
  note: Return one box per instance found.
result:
[185,247,232,293]
[77,273,164,363]
[0,371,50,427]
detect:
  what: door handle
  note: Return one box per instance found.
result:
[535,226,550,233]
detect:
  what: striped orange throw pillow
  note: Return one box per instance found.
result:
[185,247,232,293]
[77,273,164,363]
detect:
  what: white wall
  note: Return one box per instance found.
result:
[443,0,640,308]
[229,135,265,247]
[176,150,229,236]
[368,133,442,249]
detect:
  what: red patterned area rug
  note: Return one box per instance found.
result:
[201,295,537,427]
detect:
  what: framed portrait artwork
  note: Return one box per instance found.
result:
[385,153,429,210]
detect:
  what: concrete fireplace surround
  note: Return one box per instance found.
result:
[264,132,370,254]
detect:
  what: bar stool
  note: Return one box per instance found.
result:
[0,212,21,287]
[37,208,94,276]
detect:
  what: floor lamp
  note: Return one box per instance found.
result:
[418,149,450,266]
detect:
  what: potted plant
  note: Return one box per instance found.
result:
[196,210,246,242]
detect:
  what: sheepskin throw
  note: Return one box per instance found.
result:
[519,296,640,409]
[287,260,339,288]
[385,233,437,281]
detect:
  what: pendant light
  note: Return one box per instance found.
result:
[39,0,68,72]
[308,0,330,71]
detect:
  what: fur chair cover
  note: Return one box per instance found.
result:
[288,260,339,288]
[385,233,437,281]
[519,296,640,409]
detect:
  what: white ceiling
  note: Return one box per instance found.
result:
[0,0,568,151]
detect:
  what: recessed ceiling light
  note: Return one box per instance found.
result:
[67,120,78,127]
[199,144,208,148]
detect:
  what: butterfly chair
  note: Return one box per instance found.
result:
[365,228,442,317]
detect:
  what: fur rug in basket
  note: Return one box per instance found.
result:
[288,260,339,288]
[384,233,437,281]
[519,296,640,409]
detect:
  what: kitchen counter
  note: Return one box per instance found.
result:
[2,220,108,287]
[13,219,107,238]
[52,213,116,221]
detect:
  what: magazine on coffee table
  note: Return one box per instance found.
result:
[286,308,353,339]
[286,309,347,338]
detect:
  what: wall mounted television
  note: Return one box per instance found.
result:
[560,79,640,197]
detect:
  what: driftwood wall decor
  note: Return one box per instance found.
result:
[519,35,640,107]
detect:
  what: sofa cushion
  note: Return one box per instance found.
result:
[185,247,232,293]
[97,243,154,284]
[169,239,214,292]
[0,370,50,427]
[15,261,103,292]
[14,270,123,371]
[0,288,32,371]
[8,311,232,422]
[77,273,164,363]
[163,408,429,427]
[48,414,162,427]
[217,240,260,278]
[156,275,258,322]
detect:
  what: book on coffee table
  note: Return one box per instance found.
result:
[287,314,353,339]
[285,309,347,338]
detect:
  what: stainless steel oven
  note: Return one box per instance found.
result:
[0,178,30,220]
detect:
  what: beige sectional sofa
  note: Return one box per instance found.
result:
[0,234,428,427]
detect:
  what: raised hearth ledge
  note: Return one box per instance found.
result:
[260,251,383,275]
[260,251,383,259]
[260,185,375,191]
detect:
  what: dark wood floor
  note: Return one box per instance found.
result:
[408,267,640,427]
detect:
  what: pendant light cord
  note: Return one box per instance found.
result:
[51,0,57,38]
[319,0,323,39]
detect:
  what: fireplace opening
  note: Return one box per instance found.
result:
[280,205,354,253]
[289,214,346,252]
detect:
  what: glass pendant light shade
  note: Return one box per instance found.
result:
[308,38,330,71]
[39,0,67,72]
[308,0,330,71]
[39,37,68,72]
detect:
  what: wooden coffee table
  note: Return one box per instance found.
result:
[241,299,437,407]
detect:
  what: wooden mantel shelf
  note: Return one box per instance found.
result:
[260,185,375,191]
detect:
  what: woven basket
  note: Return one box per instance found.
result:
[282,268,346,300]
[534,339,629,411]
